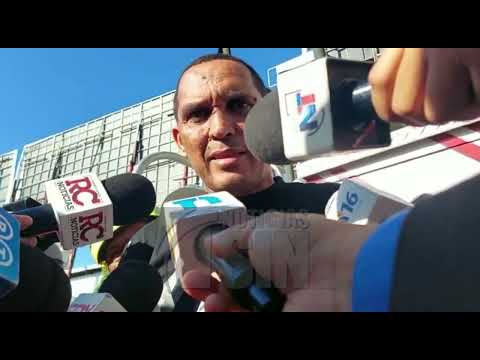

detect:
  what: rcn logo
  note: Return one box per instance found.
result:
[296,91,324,136]
[0,212,15,267]
[173,195,222,209]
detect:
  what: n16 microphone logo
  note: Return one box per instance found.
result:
[338,192,359,223]
[0,213,14,267]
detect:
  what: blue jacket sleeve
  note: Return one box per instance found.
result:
[352,208,411,312]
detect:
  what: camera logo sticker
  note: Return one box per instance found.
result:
[172,195,222,209]
[296,92,325,136]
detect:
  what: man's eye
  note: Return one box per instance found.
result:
[188,108,210,123]
[228,99,253,115]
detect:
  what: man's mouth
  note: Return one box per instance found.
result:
[208,149,248,165]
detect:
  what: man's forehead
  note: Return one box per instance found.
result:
[178,60,257,100]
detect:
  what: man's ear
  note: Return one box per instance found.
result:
[172,126,185,153]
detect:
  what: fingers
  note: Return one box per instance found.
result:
[424,50,475,123]
[204,293,231,312]
[204,283,251,312]
[207,214,278,287]
[369,48,405,122]
[370,48,430,126]
[468,57,480,97]
[208,219,256,259]
[182,270,220,301]
[370,48,480,126]
[182,270,250,312]
[21,236,38,248]
[390,48,428,123]
[14,215,33,231]
[209,212,315,292]
[13,215,37,248]
[208,212,292,259]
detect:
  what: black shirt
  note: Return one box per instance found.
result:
[238,178,339,216]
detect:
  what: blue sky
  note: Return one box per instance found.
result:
[0,48,301,269]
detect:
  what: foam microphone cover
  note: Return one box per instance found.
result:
[0,244,72,312]
[99,260,163,312]
[245,87,292,165]
[103,173,157,225]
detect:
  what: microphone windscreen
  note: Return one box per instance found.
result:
[0,244,72,312]
[102,173,157,225]
[245,87,292,165]
[99,260,163,312]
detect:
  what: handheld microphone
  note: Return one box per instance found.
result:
[98,260,163,312]
[68,293,126,312]
[0,208,20,299]
[69,260,163,312]
[2,197,42,212]
[3,198,61,251]
[325,178,413,225]
[1,242,72,310]
[164,191,286,312]
[245,57,391,165]
[12,173,156,249]
[147,185,208,269]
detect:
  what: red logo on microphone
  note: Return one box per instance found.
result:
[79,212,105,242]
[65,177,101,207]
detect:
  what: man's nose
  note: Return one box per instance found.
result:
[208,110,239,140]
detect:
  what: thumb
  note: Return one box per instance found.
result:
[209,220,256,259]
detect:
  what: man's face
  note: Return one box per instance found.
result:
[173,60,273,197]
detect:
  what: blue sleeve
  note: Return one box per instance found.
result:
[351,208,411,312]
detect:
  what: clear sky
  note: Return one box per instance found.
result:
[0,48,301,269]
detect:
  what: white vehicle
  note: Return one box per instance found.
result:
[296,119,480,203]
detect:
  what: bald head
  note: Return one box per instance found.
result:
[174,53,270,120]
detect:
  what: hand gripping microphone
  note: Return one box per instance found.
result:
[245,57,391,165]
[164,191,286,312]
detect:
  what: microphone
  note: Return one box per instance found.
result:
[2,197,42,212]
[0,207,20,299]
[12,173,156,250]
[0,242,72,310]
[163,191,286,312]
[69,260,163,312]
[0,206,71,304]
[68,293,126,312]
[244,57,391,165]
[146,185,208,269]
[325,178,413,225]
[3,198,61,251]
